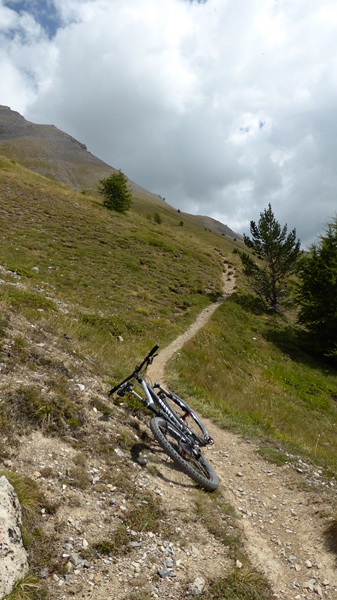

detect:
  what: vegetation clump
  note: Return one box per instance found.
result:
[92,524,131,556]
[124,493,165,534]
[203,567,273,600]
[4,382,84,433]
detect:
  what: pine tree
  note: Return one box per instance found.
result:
[238,204,301,311]
[98,170,132,213]
[295,217,337,359]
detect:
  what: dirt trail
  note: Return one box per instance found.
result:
[147,265,337,599]
[147,268,235,385]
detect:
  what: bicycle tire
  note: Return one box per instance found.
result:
[150,417,219,491]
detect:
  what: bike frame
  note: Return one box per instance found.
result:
[119,378,205,457]
[109,346,212,457]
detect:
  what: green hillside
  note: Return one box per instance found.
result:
[0,155,239,377]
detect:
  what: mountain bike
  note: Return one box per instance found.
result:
[109,345,219,491]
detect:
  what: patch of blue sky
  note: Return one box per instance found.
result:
[4,0,61,38]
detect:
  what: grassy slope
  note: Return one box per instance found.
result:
[166,293,337,476]
[0,155,237,378]
[0,135,161,200]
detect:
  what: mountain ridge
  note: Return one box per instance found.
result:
[0,105,241,240]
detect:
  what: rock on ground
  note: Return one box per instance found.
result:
[0,476,29,599]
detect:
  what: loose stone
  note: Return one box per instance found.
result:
[313,584,323,597]
[157,569,171,579]
[164,558,175,568]
[63,543,73,551]
[188,577,206,596]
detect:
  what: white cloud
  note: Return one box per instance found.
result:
[0,2,58,110]
[1,0,337,247]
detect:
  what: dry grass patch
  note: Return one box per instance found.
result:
[4,574,44,600]
[92,524,131,557]
[4,383,84,434]
[123,492,166,534]
[203,566,274,600]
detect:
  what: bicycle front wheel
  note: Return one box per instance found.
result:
[155,386,211,444]
[150,417,219,491]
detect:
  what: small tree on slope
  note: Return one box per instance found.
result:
[98,170,132,213]
[238,203,301,311]
[295,216,337,360]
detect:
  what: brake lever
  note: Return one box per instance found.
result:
[147,353,159,365]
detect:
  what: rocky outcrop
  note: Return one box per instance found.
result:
[0,476,29,599]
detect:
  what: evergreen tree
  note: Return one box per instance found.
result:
[238,204,301,311]
[98,170,132,213]
[295,217,337,359]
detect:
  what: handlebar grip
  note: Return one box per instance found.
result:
[148,344,159,358]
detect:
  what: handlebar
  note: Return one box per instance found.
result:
[109,344,159,396]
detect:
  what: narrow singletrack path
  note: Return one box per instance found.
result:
[147,266,235,385]
[147,265,337,599]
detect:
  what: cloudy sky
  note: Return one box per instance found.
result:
[1,0,337,247]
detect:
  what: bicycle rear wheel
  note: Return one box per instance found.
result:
[150,417,219,491]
